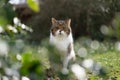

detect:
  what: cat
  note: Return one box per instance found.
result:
[49,18,76,74]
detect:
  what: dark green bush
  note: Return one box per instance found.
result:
[15,0,120,41]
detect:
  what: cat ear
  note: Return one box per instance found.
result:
[66,19,71,27]
[51,18,57,24]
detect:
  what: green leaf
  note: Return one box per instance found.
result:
[27,0,40,12]
[0,16,8,27]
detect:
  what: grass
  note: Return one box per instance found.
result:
[74,37,120,79]
[90,51,120,79]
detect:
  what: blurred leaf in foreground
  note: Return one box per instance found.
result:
[27,0,40,12]
[0,0,15,27]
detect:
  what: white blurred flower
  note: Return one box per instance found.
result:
[29,28,33,32]
[16,54,22,61]
[13,17,20,25]
[21,24,33,32]
[8,25,13,30]
[0,40,9,56]
[13,28,18,33]
[12,76,19,80]
[0,26,4,33]
[9,0,26,5]
[8,25,18,33]
[82,59,94,71]
[2,76,9,80]
[26,26,33,32]
[90,40,100,50]
[100,25,109,35]
[77,47,87,58]
[21,24,26,29]
[4,68,13,76]
[115,42,120,51]
[4,67,19,77]
[22,76,30,80]
[71,64,87,80]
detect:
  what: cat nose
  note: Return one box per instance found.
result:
[59,30,62,33]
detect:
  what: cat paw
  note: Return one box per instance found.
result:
[61,68,69,75]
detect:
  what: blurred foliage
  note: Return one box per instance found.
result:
[110,13,120,40]
[0,0,33,40]
[0,0,15,27]
[99,13,120,40]
[0,0,120,80]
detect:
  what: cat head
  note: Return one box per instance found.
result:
[50,18,71,37]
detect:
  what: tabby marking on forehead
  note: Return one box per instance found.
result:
[57,20,65,25]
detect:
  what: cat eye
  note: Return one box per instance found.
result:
[51,27,59,32]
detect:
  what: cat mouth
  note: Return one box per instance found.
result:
[57,33,68,37]
[59,32,62,35]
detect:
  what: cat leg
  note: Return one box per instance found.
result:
[61,50,75,74]
[61,56,70,74]
[67,43,76,61]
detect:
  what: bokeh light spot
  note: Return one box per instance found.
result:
[82,59,94,71]
[90,40,100,50]
[16,54,22,61]
[100,25,109,35]
[77,47,87,58]
[71,64,87,80]
[115,42,120,51]
[22,76,30,80]
[0,40,9,56]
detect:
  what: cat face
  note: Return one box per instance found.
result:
[51,18,71,37]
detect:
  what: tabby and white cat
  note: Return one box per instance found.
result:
[49,18,76,74]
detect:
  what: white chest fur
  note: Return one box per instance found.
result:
[50,33,73,52]
[50,32,76,75]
